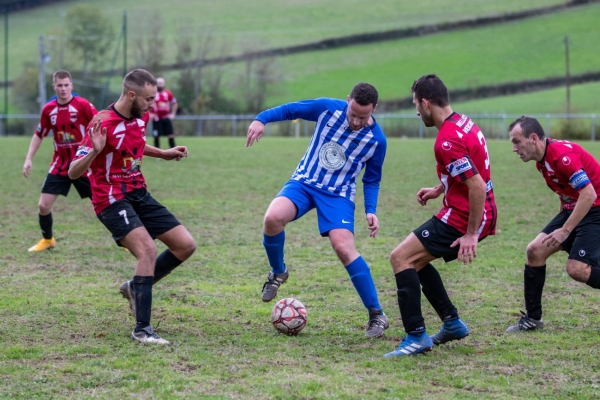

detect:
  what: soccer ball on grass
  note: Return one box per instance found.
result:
[271,298,307,335]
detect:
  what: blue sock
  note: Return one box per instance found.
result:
[263,231,286,274]
[345,256,381,311]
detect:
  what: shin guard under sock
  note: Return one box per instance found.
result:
[395,269,425,335]
[153,250,184,284]
[418,263,458,321]
[263,231,286,274]
[524,264,546,320]
[133,276,153,331]
[39,213,53,239]
[345,256,381,311]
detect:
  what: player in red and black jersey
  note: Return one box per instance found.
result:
[149,77,177,149]
[69,69,196,345]
[384,75,497,358]
[22,70,97,252]
[506,116,600,332]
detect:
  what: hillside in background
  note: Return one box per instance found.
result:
[0,0,598,114]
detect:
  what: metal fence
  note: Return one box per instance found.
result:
[1,113,597,140]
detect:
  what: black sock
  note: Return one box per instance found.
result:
[418,263,458,322]
[39,213,53,239]
[154,136,160,148]
[154,250,183,284]
[168,137,175,148]
[524,264,546,320]
[586,266,600,289]
[132,275,153,331]
[395,269,425,335]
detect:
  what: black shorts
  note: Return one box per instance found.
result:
[542,207,600,268]
[41,173,91,199]
[97,188,181,246]
[413,216,487,262]
[153,119,174,137]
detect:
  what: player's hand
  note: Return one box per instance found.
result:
[366,213,379,237]
[450,233,478,264]
[541,228,568,248]
[89,118,107,153]
[246,120,265,147]
[163,146,188,161]
[23,159,32,178]
[416,186,443,206]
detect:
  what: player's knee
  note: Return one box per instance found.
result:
[263,212,285,231]
[38,201,52,215]
[526,241,543,263]
[180,236,197,260]
[390,246,407,271]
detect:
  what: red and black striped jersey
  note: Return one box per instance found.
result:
[74,105,150,214]
[35,96,97,176]
[433,112,497,237]
[151,89,176,121]
[537,138,600,210]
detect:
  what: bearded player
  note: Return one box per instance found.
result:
[69,69,196,344]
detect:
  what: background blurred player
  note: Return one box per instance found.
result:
[69,69,196,344]
[22,70,97,252]
[246,82,390,338]
[149,77,177,149]
[506,116,600,332]
[384,74,497,357]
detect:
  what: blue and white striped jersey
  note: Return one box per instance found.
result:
[255,98,387,214]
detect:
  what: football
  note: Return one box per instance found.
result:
[271,298,307,335]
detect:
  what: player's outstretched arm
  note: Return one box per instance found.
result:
[246,120,265,147]
[23,134,43,178]
[144,144,188,161]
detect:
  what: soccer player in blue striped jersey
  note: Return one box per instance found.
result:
[246,82,389,338]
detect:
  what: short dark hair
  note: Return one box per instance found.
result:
[411,74,449,107]
[53,70,72,83]
[123,69,157,93]
[508,116,546,139]
[349,82,378,107]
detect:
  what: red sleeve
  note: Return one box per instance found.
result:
[35,108,52,138]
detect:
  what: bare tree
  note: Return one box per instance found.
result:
[131,11,165,72]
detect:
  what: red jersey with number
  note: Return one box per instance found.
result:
[73,105,149,214]
[536,138,600,210]
[434,113,497,236]
[35,96,97,176]
[151,89,176,121]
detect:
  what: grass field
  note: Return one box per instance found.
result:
[1,136,600,398]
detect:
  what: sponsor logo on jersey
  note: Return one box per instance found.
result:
[318,141,346,171]
[75,146,92,157]
[464,120,474,133]
[442,141,452,151]
[58,131,76,143]
[569,170,590,189]
[122,156,142,174]
[562,156,571,165]
[486,180,493,192]
[456,114,468,128]
[446,157,472,177]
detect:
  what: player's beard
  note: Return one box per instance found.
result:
[131,99,145,119]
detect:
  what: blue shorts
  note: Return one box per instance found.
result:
[277,180,356,236]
